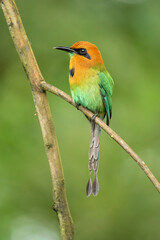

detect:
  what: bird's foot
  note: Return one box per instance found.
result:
[75,103,80,110]
[92,113,98,121]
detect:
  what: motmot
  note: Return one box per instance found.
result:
[55,41,114,196]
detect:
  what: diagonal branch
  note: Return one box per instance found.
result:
[41,81,160,193]
[0,0,74,239]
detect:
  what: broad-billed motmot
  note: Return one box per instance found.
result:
[55,41,114,196]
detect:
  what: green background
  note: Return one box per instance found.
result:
[0,0,160,239]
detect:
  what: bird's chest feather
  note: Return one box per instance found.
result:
[69,68,105,114]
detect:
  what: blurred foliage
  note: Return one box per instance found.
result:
[0,0,160,239]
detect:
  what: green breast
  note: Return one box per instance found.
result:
[70,72,105,117]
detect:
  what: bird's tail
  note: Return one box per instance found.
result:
[86,121,101,197]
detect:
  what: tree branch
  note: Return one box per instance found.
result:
[0,0,74,239]
[41,81,160,193]
[1,0,159,239]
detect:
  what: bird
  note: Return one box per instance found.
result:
[55,41,114,197]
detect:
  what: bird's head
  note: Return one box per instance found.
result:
[55,41,104,68]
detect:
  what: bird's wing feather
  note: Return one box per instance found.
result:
[99,71,114,125]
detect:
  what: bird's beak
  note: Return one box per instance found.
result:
[54,46,75,53]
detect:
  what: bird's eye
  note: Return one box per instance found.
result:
[79,48,87,55]
[74,48,91,59]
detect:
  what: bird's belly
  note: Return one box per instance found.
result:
[71,84,105,116]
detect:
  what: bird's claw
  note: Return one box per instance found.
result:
[75,103,80,110]
[92,113,98,121]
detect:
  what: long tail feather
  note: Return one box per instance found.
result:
[92,175,99,196]
[93,123,101,172]
[89,121,95,172]
[86,177,92,197]
[86,121,101,196]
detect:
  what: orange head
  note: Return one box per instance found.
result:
[55,41,104,67]
[55,41,105,85]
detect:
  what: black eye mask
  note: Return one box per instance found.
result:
[74,48,91,60]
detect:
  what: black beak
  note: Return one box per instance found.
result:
[55,46,75,53]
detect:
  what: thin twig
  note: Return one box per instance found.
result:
[41,81,160,193]
[0,0,74,239]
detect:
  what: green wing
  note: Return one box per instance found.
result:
[99,71,114,125]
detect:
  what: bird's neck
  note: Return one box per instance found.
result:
[69,57,105,86]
